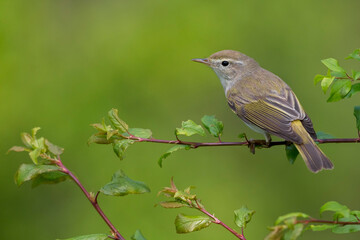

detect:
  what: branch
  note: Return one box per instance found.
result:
[55,157,125,240]
[159,179,247,239]
[195,201,246,240]
[127,135,360,149]
[335,76,360,81]
[296,218,360,225]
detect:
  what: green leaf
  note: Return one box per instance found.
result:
[346,83,360,98]
[275,212,309,225]
[57,233,109,240]
[351,210,360,218]
[327,79,352,102]
[100,170,150,196]
[330,71,347,78]
[29,148,41,164]
[15,163,64,187]
[45,139,64,155]
[175,214,212,233]
[33,137,46,151]
[321,58,346,73]
[310,224,335,231]
[316,131,335,139]
[265,225,287,240]
[283,223,303,240]
[7,146,29,153]
[332,215,360,234]
[346,49,360,61]
[320,201,350,219]
[234,206,255,228]
[122,128,152,138]
[320,77,334,94]
[91,123,106,132]
[285,144,299,164]
[131,230,147,240]
[332,221,360,234]
[21,132,33,148]
[112,139,135,160]
[158,145,191,167]
[174,190,196,202]
[175,120,205,137]
[314,74,325,85]
[31,171,69,188]
[354,106,360,133]
[31,127,41,138]
[238,133,247,139]
[201,115,224,137]
[352,70,360,81]
[106,129,118,140]
[91,120,111,132]
[158,201,187,208]
[108,108,129,132]
[88,132,116,145]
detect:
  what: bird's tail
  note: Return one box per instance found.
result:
[291,120,333,173]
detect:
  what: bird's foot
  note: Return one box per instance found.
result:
[247,140,256,154]
[247,139,267,154]
[247,139,273,154]
[264,140,272,148]
[264,134,272,148]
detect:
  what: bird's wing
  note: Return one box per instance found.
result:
[228,86,307,144]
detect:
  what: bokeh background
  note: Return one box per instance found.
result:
[1,0,360,239]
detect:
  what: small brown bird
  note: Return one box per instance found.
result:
[193,50,333,173]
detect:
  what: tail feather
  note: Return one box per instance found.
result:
[294,142,333,173]
[291,121,333,173]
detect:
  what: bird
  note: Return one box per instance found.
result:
[192,50,333,173]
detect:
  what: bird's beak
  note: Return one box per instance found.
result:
[192,58,210,65]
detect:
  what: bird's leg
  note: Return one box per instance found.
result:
[245,133,272,154]
[264,133,272,147]
[248,140,256,154]
[241,133,256,154]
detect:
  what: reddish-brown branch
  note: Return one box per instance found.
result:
[296,218,360,225]
[335,76,360,81]
[56,158,125,240]
[191,200,246,240]
[128,135,360,148]
[197,206,246,240]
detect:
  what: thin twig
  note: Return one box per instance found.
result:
[194,201,246,240]
[124,135,360,149]
[335,76,360,81]
[296,218,360,225]
[56,157,125,240]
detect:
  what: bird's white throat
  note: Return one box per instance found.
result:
[214,70,237,96]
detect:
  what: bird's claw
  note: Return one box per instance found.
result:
[247,139,271,154]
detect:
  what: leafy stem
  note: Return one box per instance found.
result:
[10,127,151,239]
[296,218,360,225]
[266,201,360,238]
[125,135,360,148]
[158,178,251,239]
[88,108,360,167]
[315,49,360,101]
[194,200,246,240]
[335,73,360,81]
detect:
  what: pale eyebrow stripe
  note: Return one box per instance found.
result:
[214,59,244,64]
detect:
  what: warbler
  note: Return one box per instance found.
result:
[192,50,333,173]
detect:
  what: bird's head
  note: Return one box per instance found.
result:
[192,50,259,92]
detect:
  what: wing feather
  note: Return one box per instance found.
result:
[239,99,303,143]
[301,114,317,139]
[227,77,308,144]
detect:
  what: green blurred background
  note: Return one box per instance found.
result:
[1,0,360,239]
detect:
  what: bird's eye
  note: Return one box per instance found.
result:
[221,61,229,66]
